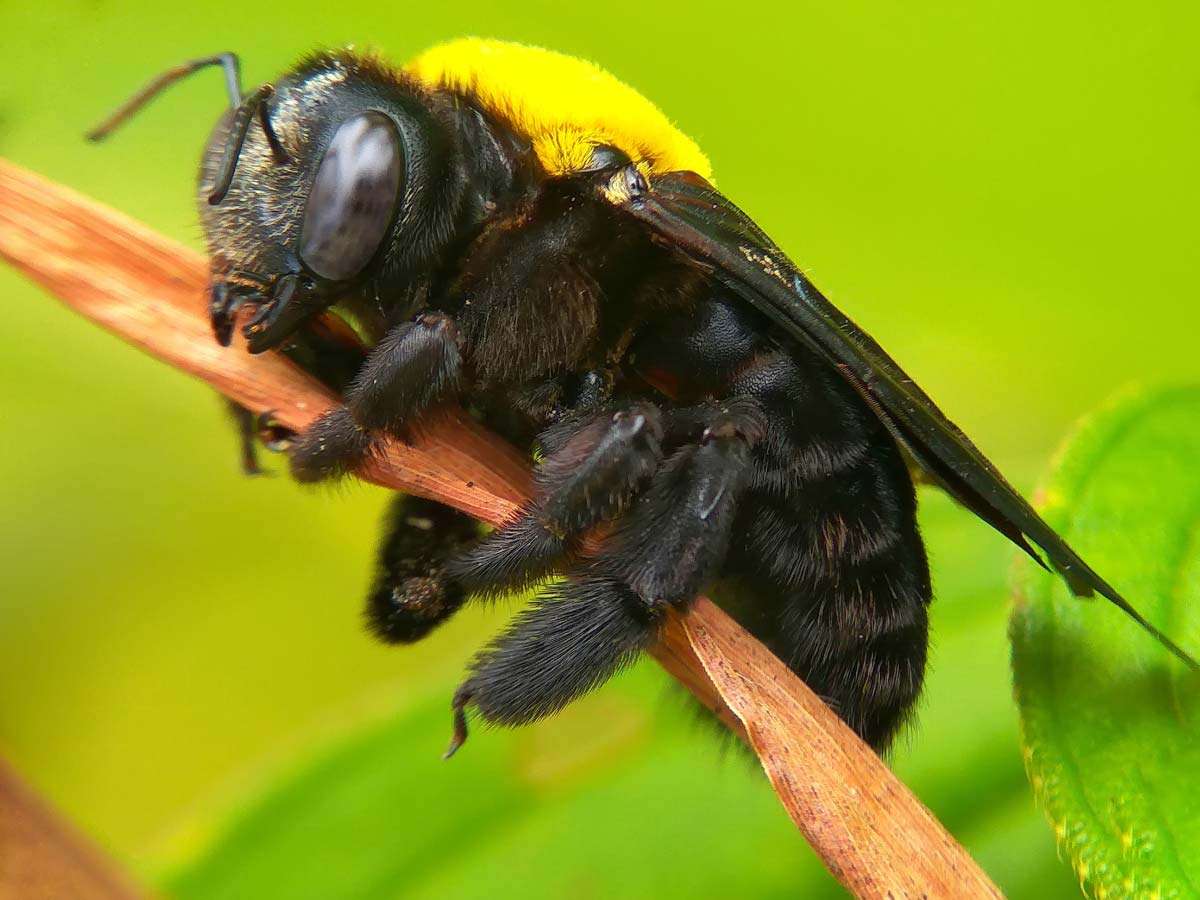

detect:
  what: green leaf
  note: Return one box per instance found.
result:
[159,681,819,900]
[1011,386,1200,898]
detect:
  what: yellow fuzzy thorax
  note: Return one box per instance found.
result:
[406,38,712,181]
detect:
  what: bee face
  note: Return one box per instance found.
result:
[196,53,459,351]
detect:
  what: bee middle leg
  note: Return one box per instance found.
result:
[446,401,665,596]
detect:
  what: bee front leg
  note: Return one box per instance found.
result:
[211,272,305,474]
[289,310,467,482]
[209,273,267,347]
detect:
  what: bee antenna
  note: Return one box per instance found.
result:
[85,52,244,142]
[207,84,289,206]
[86,52,289,207]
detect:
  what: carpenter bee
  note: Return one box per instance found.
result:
[90,39,1197,756]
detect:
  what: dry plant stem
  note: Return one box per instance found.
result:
[0,158,1002,899]
[0,758,148,900]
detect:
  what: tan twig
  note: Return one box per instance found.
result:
[0,158,1002,899]
[0,758,149,899]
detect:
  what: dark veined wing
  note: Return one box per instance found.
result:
[603,168,1197,671]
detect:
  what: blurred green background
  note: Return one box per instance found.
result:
[2,1,1198,896]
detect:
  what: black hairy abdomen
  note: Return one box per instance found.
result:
[634,294,932,749]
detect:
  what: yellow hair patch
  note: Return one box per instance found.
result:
[406,38,712,181]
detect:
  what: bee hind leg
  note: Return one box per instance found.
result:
[445,575,662,757]
[601,400,763,606]
[447,401,762,750]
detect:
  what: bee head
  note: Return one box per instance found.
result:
[196,51,461,349]
[87,50,464,351]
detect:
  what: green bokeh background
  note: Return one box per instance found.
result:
[2,1,1198,896]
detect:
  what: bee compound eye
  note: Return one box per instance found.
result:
[299,111,403,281]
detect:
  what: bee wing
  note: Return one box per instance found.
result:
[615,169,1197,670]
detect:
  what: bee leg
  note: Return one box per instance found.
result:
[487,367,615,448]
[209,274,267,346]
[289,310,466,482]
[221,401,297,476]
[366,495,481,644]
[445,402,663,597]
[223,397,264,475]
[533,367,615,453]
[446,403,762,750]
[601,401,763,609]
[444,575,662,757]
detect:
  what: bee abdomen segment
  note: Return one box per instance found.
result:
[779,573,931,751]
